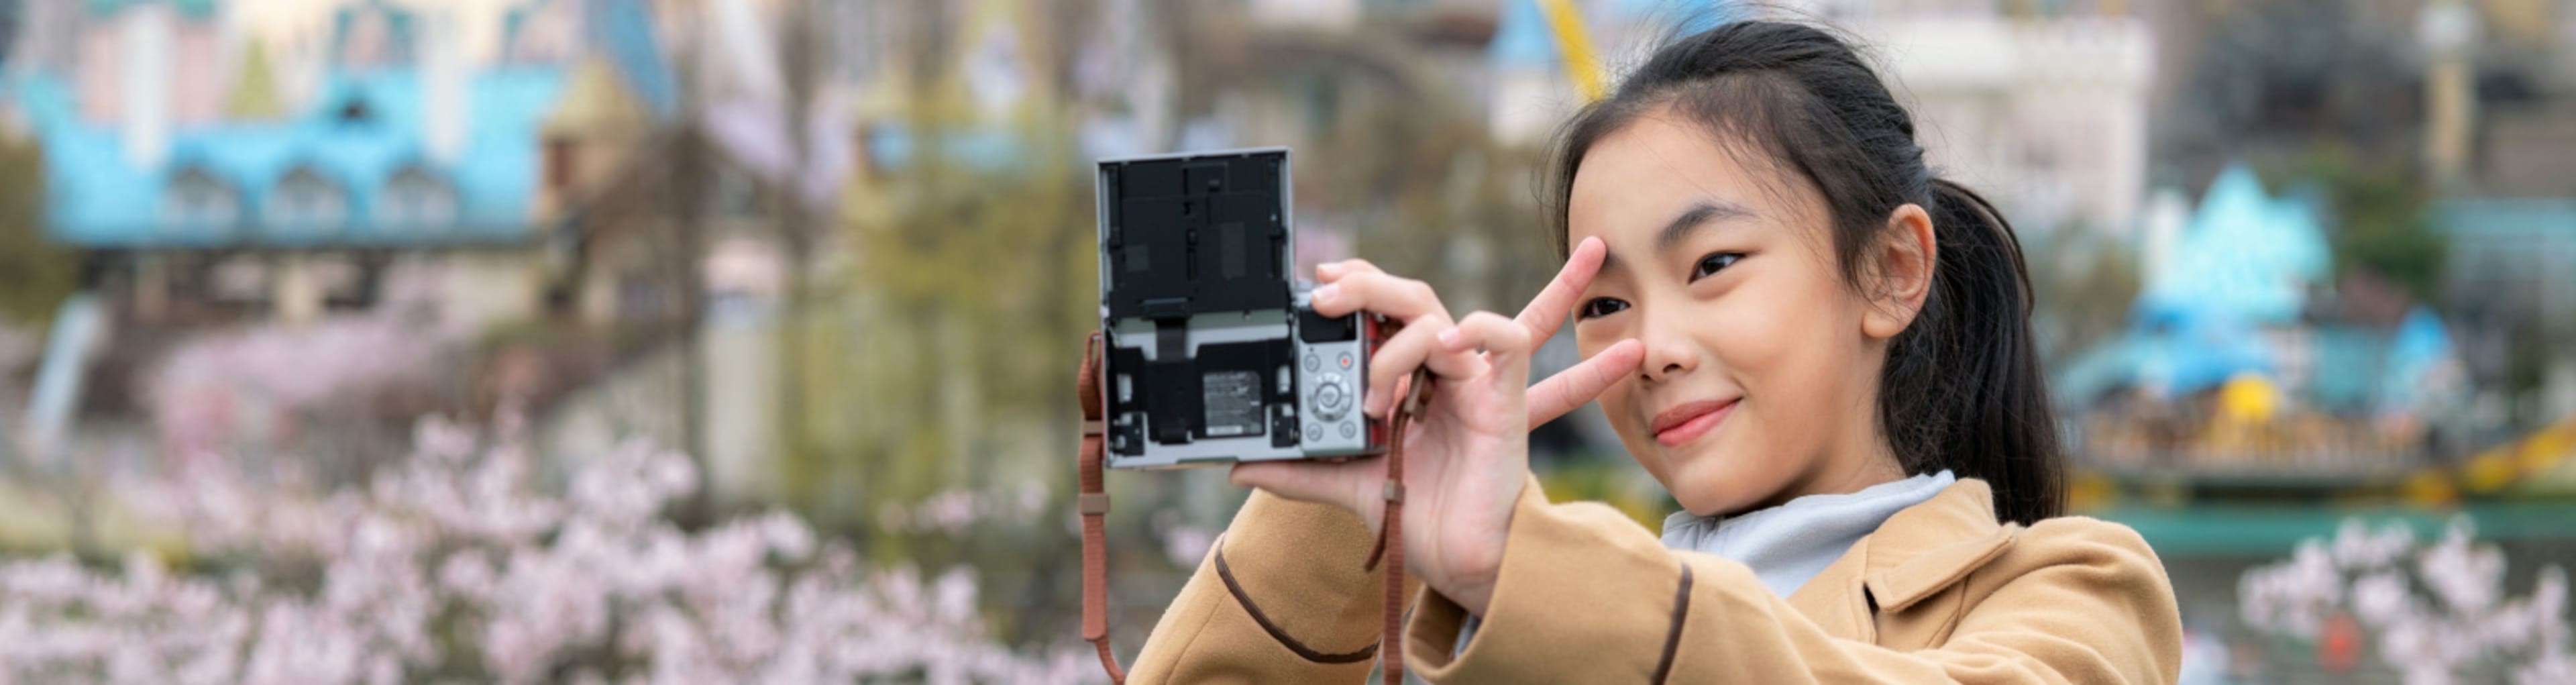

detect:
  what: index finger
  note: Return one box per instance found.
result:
[1514,236,1609,345]
[1525,338,1643,426]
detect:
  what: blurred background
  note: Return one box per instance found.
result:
[0,0,2570,682]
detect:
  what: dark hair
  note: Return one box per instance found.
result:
[1544,21,2063,525]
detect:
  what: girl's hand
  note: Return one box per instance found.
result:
[1230,238,1644,615]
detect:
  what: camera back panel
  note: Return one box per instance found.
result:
[1095,148,1379,468]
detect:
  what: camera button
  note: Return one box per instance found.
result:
[1305,424,1321,443]
[1304,354,1320,372]
[1310,372,1352,421]
[1338,353,1352,369]
[1340,423,1356,439]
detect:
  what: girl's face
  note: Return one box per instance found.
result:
[1567,109,1915,517]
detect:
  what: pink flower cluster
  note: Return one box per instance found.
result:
[0,417,1102,684]
[875,482,1051,535]
[2239,517,2571,684]
[142,266,472,462]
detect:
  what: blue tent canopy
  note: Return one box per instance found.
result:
[2054,164,2463,418]
[2134,164,2329,326]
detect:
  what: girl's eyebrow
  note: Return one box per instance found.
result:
[1598,199,1756,276]
[1656,199,1757,252]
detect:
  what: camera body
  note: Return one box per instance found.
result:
[1095,148,1389,469]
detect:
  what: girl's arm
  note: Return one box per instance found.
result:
[1126,489,1417,683]
[1403,480,2182,684]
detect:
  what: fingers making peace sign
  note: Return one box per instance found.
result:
[1230,236,1644,615]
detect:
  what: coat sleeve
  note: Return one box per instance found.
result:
[1401,482,2182,684]
[1127,490,1420,684]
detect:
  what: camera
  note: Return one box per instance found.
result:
[1094,148,1390,469]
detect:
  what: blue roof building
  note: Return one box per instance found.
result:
[12,67,567,248]
[84,0,217,19]
[1,0,576,250]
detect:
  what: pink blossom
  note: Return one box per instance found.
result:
[0,417,1101,683]
[2240,515,2572,684]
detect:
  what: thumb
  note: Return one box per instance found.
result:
[1230,459,1384,526]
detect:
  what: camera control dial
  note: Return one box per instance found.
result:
[1310,372,1353,421]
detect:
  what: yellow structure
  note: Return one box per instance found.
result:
[1537,0,1605,102]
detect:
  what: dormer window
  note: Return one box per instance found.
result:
[380,166,458,229]
[162,166,241,233]
[268,166,349,231]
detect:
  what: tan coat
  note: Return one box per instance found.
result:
[1129,477,2182,683]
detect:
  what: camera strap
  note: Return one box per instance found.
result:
[1076,331,1426,685]
[1077,332,1124,682]
[1360,367,1430,685]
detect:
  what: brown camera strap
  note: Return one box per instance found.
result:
[1077,331,1422,685]
[1077,332,1124,682]
[1362,373,1425,685]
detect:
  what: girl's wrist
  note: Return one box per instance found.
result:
[1441,508,1514,617]
[1446,564,1499,617]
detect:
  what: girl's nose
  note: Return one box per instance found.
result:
[1637,319,1697,383]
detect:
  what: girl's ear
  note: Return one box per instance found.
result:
[1860,203,1937,340]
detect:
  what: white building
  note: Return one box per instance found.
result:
[1867,15,2155,236]
[1489,1,2155,236]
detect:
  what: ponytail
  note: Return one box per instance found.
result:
[1546,21,2065,524]
[1891,179,2061,524]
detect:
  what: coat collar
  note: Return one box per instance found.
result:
[1852,478,2017,613]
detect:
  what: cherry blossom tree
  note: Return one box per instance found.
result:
[0,415,1098,684]
[2240,517,2571,684]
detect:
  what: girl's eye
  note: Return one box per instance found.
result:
[1691,252,1745,281]
[1578,297,1629,320]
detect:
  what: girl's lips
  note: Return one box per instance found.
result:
[1651,399,1737,447]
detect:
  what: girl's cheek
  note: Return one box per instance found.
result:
[1709,283,1796,368]
[1597,391,1640,436]
[1595,389,1627,419]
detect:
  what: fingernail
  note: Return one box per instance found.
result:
[1318,262,1343,278]
[1438,328,1460,349]
[1312,283,1339,305]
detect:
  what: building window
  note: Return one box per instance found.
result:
[381,166,458,230]
[161,167,241,233]
[268,166,349,231]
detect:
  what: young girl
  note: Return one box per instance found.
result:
[1127,20,2180,683]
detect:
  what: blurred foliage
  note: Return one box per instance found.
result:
[765,26,1597,643]
[767,81,1106,645]
[788,87,1096,533]
[2027,227,2143,365]
[2163,0,2422,185]
[1537,454,1677,531]
[2287,146,2446,303]
[783,21,1582,531]
[225,40,290,121]
[0,139,76,325]
[2505,328,2561,401]
[1287,33,1564,319]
